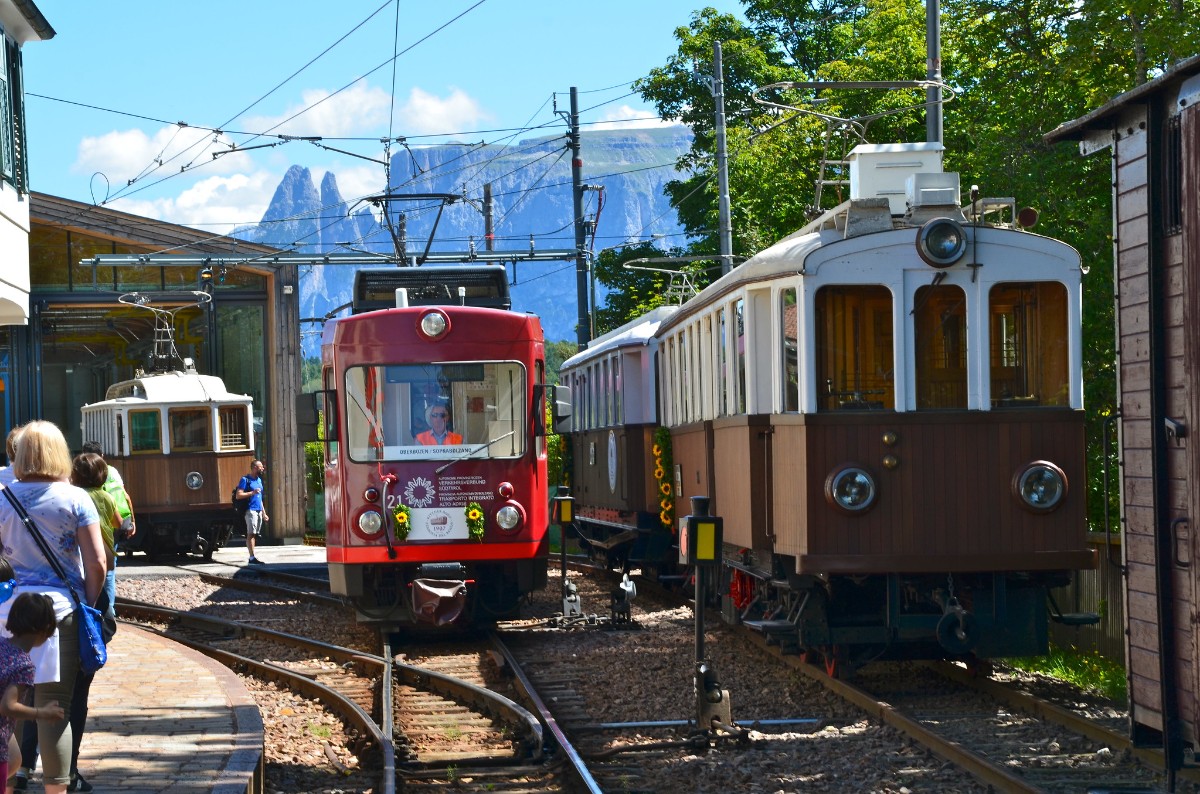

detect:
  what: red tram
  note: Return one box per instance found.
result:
[310,266,562,626]
[564,140,1098,674]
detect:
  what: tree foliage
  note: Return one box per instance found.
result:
[603,0,1200,530]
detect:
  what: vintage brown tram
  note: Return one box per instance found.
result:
[79,292,253,559]
[564,141,1097,674]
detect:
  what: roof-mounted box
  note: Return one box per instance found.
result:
[849,142,944,216]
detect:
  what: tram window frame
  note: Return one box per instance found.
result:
[913,283,967,410]
[168,408,213,452]
[717,307,728,416]
[988,281,1070,408]
[128,409,162,454]
[815,285,895,412]
[602,357,611,427]
[781,288,799,412]
[218,405,251,449]
[734,299,747,414]
[613,354,623,426]
[343,361,528,462]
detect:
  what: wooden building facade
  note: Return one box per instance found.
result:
[1047,55,1200,777]
[0,193,307,544]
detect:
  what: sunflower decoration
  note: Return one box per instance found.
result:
[465,501,485,541]
[652,426,675,531]
[391,503,412,541]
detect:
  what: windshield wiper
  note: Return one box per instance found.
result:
[435,430,516,474]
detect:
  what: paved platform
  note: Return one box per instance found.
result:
[12,627,264,794]
[20,544,330,793]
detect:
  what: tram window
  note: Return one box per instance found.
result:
[602,358,611,427]
[613,355,623,425]
[169,408,212,452]
[734,299,746,414]
[680,327,691,422]
[913,283,967,409]
[815,286,894,411]
[781,288,799,412]
[129,410,161,454]
[344,362,526,461]
[989,282,1069,407]
[219,406,250,449]
[590,363,600,429]
[718,308,728,416]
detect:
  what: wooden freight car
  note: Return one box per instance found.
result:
[1046,54,1200,785]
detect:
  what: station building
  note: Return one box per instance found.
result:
[0,192,308,544]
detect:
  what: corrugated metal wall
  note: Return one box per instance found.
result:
[1049,535,1126,663]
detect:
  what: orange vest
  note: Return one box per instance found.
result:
[416,430,463,446]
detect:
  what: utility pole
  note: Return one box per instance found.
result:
[713,41,734,276]
[925,0,943,144]
[569,87,591,347]
[398,213,409,266]
[483,183,495,252]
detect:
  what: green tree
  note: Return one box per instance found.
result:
[544,341,578,385]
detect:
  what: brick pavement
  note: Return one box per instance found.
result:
[20,626,262,793]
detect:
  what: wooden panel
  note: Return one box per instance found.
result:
[781,410,1091,573]
[770,418,809,559]
[112,451,253,515]
[570,425,655,515]
[671,422,711,525]
[1118,217,1150,252]
[1127,588,1159,623]
[1116,150,1148,194]
[710,416,770,551]
[1184,91,1200,758]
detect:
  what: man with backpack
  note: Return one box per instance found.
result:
[234,460,268,565]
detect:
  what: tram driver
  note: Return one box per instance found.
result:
[415,403,463,446]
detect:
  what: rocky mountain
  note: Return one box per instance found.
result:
[236,126,692,350]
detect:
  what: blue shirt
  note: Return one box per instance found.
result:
[238,475,265,511]
[0,481,99,618]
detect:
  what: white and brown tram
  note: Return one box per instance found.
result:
[80,362,255,559]
[566,141,1097,673]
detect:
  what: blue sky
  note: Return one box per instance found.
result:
[23,0,742,234]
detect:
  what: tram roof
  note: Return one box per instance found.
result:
[87,371,252,407]
[562,305,679,370]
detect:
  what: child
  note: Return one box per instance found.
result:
[1,593,64,792]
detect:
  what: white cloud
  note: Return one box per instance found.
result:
[590,104,673,131]
[332,163,389,204]
[72,126,252,198]
[396,87,492,135]
[242,81,392,138]
[107,170,278,232]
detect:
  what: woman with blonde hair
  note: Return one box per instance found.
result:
[0,421,103,794]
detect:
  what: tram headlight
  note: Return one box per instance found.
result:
[185,471,204,490]
[824,464,877,514]
[495,503,523,531]
[418,310,450,340]
[358,509,385,536]
[916,218,967,268]
[1012,460,1067,512]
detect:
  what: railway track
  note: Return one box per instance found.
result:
[122,555,1195,792]
[116,573,600,793]
[572,559,1200,792]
